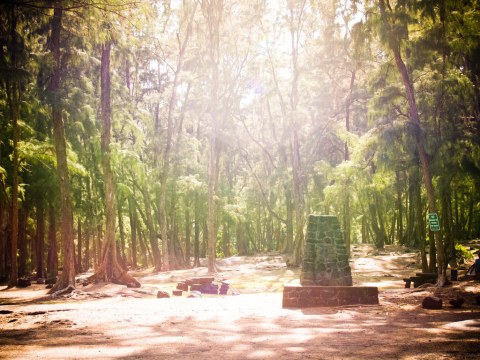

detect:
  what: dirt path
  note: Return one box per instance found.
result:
[1,245,479,360]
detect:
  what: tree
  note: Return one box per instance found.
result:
[48,6,76,293]
[88,40,140,288]
[4,4,21,287]
[202,0,224,273]
[376,0,447,286]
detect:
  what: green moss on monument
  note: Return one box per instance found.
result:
[300,215,352,286]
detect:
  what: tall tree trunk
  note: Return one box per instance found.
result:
[47,201,58,279]
[117,201,126,266]
[128,197,137,269]
[84,226,90,271]
[378,0,446,286]
[18,205,28,277]
[428,228,436,273]
[194,192,200,267]
[0,188,7,280]
[441,187,455,268]
[185,203,191,266]
[85,176,93,271]
[140,188,161,271]
[413,166,423,249]
[282,186,294,253]
[36,200,46,279]
[203,0,223,273]
[289,4,306,267]
[77,219,82,273]
[89,41,139,288]
[138,228,149,267]
[49,7,76,293]
[395,171,404,244]
[222,222,230,258]
[343,70,355,255]
[8,82,19,287]
[237,222,247,256]
[369,202,385,249]
[467,192,474,240]
[159,5,196,271]
[6,4,20,287]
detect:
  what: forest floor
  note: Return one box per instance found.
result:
[1,244,480,360]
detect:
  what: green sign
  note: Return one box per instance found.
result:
[428,213,441,232]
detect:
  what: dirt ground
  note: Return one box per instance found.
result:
[1,244,480,360]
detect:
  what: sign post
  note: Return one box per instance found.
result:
[428,213,440,232]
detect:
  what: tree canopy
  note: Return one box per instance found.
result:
[1,0,479,289]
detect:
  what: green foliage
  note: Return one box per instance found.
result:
[1,0,480,274]
[455,243,474,264]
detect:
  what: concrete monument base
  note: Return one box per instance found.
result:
[282,284,379,308]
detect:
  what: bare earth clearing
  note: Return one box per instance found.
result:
[1,244,479,360]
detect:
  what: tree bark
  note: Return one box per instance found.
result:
[194,192,200,267]
[47,201,58,279]
[77,218,82,273]
[88,41,139,288]
[282,186,294,254]
[140,187,161,271]
[117,201,126,266]
[49,7,76,293]
[6,3,20,287]
[128,197,137,268]
[395,171,404,244]
[18,205,28,278]
[36,199,46,279]
[185,203,191,266]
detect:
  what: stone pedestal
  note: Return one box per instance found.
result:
[301,215,352,286]
[283,285,379,308]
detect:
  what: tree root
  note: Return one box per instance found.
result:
[88,262,141,288]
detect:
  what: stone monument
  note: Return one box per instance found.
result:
[300,215,352,286]
[283,214,379,308]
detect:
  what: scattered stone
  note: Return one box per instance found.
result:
[186,277,215,285]
[189,284,204,292]
[200,283,218,294]
[422,296,443,310]
[176,282,188,291]
[157,290,170,298]
[50,285,75,299]
[188,291,202,298]
[449,298,464,308]
[219,281,229,295]
[17,278,31,288]
[172,290,183,296]
[36,278,45,284]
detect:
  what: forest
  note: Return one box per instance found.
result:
[1,0,479,292]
